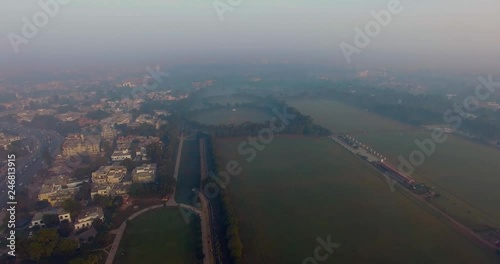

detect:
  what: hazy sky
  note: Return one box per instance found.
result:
[1,0,499,72]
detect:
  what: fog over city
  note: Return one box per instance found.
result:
[1,0,499,73]
[2,1,500,264]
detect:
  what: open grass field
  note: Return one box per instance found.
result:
[189,107,273,125]
[355,131,500,229]
[287,98,409,132]
[175,138,201,205]
[216,137,498,263]
[114,208,198,264]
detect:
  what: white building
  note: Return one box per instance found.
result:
[91,185,112,199]
[74,207,104,230]
[132,164,157,183]
[0,133,22,150]
[29,208,71,229]
[91,165,127,185]
[111,150,132,161]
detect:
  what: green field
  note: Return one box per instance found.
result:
[287,98,408,132]
[189,107,273,125]
[355,131,500,229]
[217,137,498,263]
[175,138,201,205]
[114,208,198,264]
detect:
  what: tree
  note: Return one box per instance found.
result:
[54,238,78,256]
[75,182,92,201]
[28,241,45,261]
[33,200,50,212]
[42,214,60,228]
[69,258,86,264]
[121,158,136,172]
[101,140,113,155]
[26,229,59,261]
[146,142,163,163]
[62,199,82,218]
[41,147,53,167]
[58,220,73,237]
[228,236,243,259]
[113,196,124,207]
[69,254,101,264]
[93,194,112,208]
[85,109,111,120]
[92,218,105,232]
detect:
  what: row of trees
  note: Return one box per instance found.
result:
[189,215,205,263]
[204,136,243,263]
[220,192,243,263]
[186,103,330,138]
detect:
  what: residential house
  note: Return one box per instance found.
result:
[74,207,104,230]
[29,208,71,229]
[132,164,157,183]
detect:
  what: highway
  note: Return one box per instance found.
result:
[0,123,63,209]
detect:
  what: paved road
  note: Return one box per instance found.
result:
[0,125,62,208]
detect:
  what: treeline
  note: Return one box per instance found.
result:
[219,192,244,263]
[189,214,205,263]
[203,135,243,264]
[328,83,500,140]
[186,102,330,138]
[301,81,500,140]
